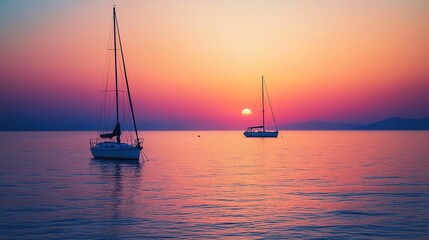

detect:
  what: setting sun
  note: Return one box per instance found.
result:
[241,108,252,117]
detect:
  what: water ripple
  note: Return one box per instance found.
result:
[1,131,429,239]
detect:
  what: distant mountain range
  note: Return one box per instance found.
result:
[281,117,429,130]
[281,120,362,130]
[355,117,429,130]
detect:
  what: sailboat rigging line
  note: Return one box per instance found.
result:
[116,12,140,141]
[264,79,278,131]
[142,151,150,161]
[98,28,113,136]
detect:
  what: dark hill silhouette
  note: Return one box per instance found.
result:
[281,117,429,130]
[355,117,429,130]
[281,120,362,130]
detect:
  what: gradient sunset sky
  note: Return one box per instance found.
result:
[1,0,428,130]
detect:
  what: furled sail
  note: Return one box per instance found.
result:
[100,122,121,139]
[246,126,265,132]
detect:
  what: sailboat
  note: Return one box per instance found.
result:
[89,6,142,160]
[244,76,279,138]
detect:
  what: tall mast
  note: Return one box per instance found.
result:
[113,7,119,127]
[116,13,140,142]
[262,75,265,132]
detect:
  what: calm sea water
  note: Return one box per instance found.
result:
[0,131,428,239]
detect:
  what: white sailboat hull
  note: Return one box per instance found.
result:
[244,131,278,138]
[91,142,141,160]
